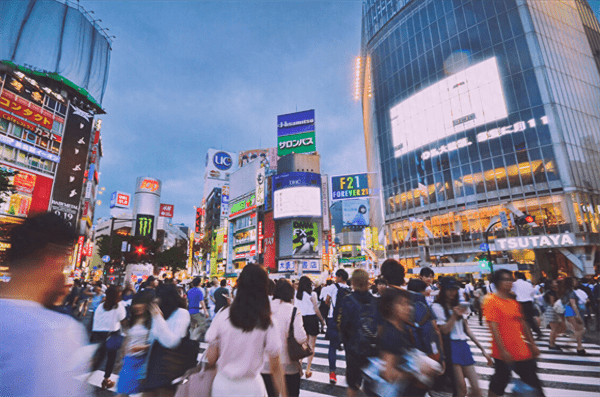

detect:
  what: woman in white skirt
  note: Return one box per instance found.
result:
[205,265,288,397]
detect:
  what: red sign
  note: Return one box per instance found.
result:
[0,90,53,129]
[258,221,263,254]
[159,203,174,218]
[76,236,84,266]
[263,212,276,269]
[0,108,61,142]
[116,193,130,207]
[139,179,159,192]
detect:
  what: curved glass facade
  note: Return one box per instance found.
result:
[361,0,600,275]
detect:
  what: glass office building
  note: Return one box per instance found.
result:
[359,0,600,277]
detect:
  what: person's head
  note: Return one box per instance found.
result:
[229,264,271,331]
[491,269,515,293]
[296,276,313,300]
[378,287,412,324]
[351,269,370,292]
[220,279,227,287]
[267,279,276,296]
[7,213,78,305]
[103,285,122,311]
[192,277,202,288]
[562,277,574,291]
[358,205,367,214]
[130,289,154,328]
[335,268,349,284]
[514,271,526,281]
[419,267,435,286]
[326,279,333,286]
[435,277,460,310]
[273,279,295,303]
[156,283,186,319]
[380,259,405,287]
[147,276,157,288]
[407,278,427,295]
[547,278,558,291]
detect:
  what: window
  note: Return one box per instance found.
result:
[11,126,23,138]
[0,119,8,132]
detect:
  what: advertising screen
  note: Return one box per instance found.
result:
[135,214,155,238]
[390,57,508,157]
[330,173,379,200]
[342,199,370,226]
[263,211,276,269]
[159,204,174,218]
[273,186,321,219]
[205,149,238,181]
[273,172,321,191]
[229,194,256,218]
[277,131,316,156]
[110,191,131,208]
[292,221,319,257]
[51,103,94,227]
[238,148,277,169]
[277,109,315,137]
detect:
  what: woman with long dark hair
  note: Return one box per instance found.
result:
[432,277,492,397]
[261,279,307,397]
[205,265,287,397]
[543,279,566,351]
[92,285,127,389]
[294,276,325,379]
[560,277,586,355]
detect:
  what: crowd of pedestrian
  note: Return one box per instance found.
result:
[1,213,599,397]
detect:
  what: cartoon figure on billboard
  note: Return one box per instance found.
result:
[342,199,370,227]
[351,205,368,226]
[292,221,318,256]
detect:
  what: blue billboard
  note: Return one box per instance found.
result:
[330,173,379,200]
[273,172,321,191]
[277,109,315,137]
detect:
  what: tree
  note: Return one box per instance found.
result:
[154,240,188,271]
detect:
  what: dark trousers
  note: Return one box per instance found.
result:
[519,301,541,336]
[327,317,341,372]
[489,358,544,396]
[262,373,301,397]
[91,331,118,379]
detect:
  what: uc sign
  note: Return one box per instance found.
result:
[140,179,159,192]
[213,152,232,170]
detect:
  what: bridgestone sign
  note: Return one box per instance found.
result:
[494,233,576,250]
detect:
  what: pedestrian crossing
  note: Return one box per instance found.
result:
[83,316,600,396]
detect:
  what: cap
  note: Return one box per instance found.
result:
[441,277,459,290]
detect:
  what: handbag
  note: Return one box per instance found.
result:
[287,307,313,361]
[174,352,216,397]
[105,332,124,351]
[144,337,200,390]
[553,299,565,314]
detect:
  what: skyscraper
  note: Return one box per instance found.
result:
[359,0,600,277]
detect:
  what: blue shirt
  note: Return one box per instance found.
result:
[187,287,204,315]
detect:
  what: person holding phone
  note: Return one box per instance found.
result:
[432,277,492,397]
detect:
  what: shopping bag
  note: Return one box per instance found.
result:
[173,362,216,397]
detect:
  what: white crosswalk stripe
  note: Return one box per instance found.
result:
[84,316,600,396]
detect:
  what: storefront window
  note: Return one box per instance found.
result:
[11,126,22,139]
[0,119,8,133]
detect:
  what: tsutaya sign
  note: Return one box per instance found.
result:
[494,233,576,250]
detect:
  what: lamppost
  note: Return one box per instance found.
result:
[104,216,134,284]
[483,220,502,275]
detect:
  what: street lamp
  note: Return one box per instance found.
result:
[483,220,502,275]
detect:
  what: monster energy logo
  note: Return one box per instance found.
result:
[136,215,154,237]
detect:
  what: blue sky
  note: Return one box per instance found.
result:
[82,0,366,229]
[84,0,600,230]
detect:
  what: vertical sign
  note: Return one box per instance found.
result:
[221,184,229,218]
[258,221,263,254]
[135,214,155,238]
[51,103,94,227]
[76,235,84,267]
[321,175,330,231]
[256,168,265,206]
[499,211,509,229]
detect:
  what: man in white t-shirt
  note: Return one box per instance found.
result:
[321,269,350,385]
[207,279,219,319]
[0,213,90,396]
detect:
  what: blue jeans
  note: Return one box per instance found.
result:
[327,317,340,372]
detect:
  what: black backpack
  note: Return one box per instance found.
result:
[332,284,351,328]
[340,293,379,357]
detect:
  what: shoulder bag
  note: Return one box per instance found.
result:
[173,347,217,397]
[288,307,313,361]
[144,335,200,390]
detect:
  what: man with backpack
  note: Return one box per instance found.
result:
[322,269,350,384]
[338,269,383,397]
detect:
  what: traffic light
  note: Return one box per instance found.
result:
[136,246,145,255]
[515,213,535,226]
[109,267,114,273]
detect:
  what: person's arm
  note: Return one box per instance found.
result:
[570,298,584,323]
[205,341,219,367]
[489,321,514,364]
[464,321,493,366]
[149,305,190,349]
[311,293,325,325]
[293,308,308,344]
[380,352,411,383]
[434,305,464,335]
[269,354,288,397]
[200,300,209,317]
[519,317,540,358]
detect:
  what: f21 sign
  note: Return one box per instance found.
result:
[330,173,379,201]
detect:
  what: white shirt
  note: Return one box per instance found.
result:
[432,303,468,341]
[294,291,318,316]
[512,279,535,302]
[574,289,588,306]
[150,308,191,349]
[261,299,307,374]
[93,301,127,332]
[206,307,282,380]
[0,299,91,396]
[425,286,438,307]
[322,283,350,318]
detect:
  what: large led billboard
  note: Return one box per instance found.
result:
[342,199,370,226]
[273,186,321,219]
[277,110,316,156]
[390,57,508,157]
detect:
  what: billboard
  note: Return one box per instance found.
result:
[277,110,316,156]
[277,109,315,136]
[220,184,229,219]
[51,103,94,227]
[321,176,330,231]
[238,148,277,169]
[330,173,379,200]
[274,186,321,219]
[390,57,508,157]
[273,172,321,191]
[255,168,265,207]
[229,194,256,218]
[110,192,131,208]
[292,221,319,257]
[342,199,370,226]
[135,214,155,238]
[277,131,316,156]
[205,149,238,181]
[263,211,276,269]
[159,204,174,218]
[0,165,52,218]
